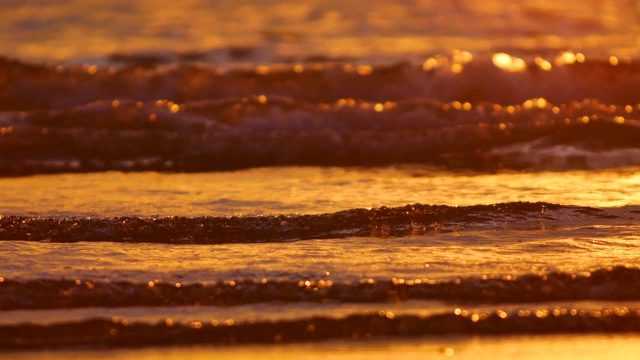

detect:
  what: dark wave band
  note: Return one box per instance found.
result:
[0,202,589,243]
[4,55,640,110]
[2,307,639,350]
[1,266,637,310]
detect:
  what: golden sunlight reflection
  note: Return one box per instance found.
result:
[523,97,548,109]
[554,51,586,66]
[30,333,636,359]
[422,58,439,71]
[452,50,473,64]
[610,56,619,66]
[492,53,526,72]
[255,66,270,75]
[356,65,373,75]
[85,65,97,75]
[534,57,552,71]
[1,168,639,218]
[561,51,577,64]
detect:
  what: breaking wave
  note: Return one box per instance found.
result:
[0,202,626,243]
[2,56,640,175]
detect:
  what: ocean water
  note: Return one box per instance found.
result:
[2,1,640,358]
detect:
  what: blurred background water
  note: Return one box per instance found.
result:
[2,0,640,64]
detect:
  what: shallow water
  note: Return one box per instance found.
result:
[1,169,639,351]
[2,223,640,283]
[1,167,639,217]
[3,0,640,64]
